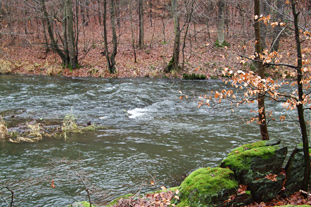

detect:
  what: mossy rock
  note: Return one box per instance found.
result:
[225,190,253,207]
[182,73,206,80]
[220,139,287,184]
[284,145,311,196]
[220,139,287,203]
[65,201,96,207]
[248,173,285,202]
[175,167,238,207]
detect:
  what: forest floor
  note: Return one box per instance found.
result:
[0,17,307,80]
[108,189,311,207]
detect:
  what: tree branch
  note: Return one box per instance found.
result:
[6,186,14,207]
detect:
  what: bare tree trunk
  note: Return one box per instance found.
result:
[115,0,121,28]
[254,0,269,140]
[0,1,3,39]
[24,1,29,34]
[65,0,77,69]
[75,0,79,62]
[164,0,180,73]
[291,0,310,191]
[237,3,245,38]
[182,0,195,69]
[161,14,166,43]
[148,0,153,26]
[103,0,118,74]
[86,0,89,26]
[41,0,67,65]
[63,0,69,66]
[81,0,86,25]
[97,0,102,25]
[110,0,117,72]
[130,2,137,63]
[260,0,270,49]
[217,0,225,46]
[271,0,283,52]
[138,0,144,48]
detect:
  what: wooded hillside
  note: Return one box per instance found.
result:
[0,0,311,78]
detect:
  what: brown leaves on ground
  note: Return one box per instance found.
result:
[111,190,175,207]
[111,190,311,207]
[264,173,278,182]
[246,191,311,207]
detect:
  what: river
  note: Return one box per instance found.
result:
[0,75,301,206]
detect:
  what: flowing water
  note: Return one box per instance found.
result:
[0,75,301,206]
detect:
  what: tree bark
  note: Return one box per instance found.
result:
[164,0,180,73]
[254,0,269,140]
[271,0,283,52]
[0,1,2,39]
[182,0,195,69]
[97,0,102,25]
[65,0,77,69]
[291,0,310,192]
[260,0,270,49]
[217,0,225,46]
[138,0,144,48]
[130,1,137,63]
[40,0,67,65]
[103,0,118,74]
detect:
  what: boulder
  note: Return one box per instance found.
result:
[248,173,285,202]
[284,145,311,196]
[176,167,238,207]
[225,191,253,207]
[220,139,287,203]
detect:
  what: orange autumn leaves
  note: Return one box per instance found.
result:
[197,89,236,108]
[51,180,56,188]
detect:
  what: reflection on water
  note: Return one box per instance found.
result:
[0,75,299,206]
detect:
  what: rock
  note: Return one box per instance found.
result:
[225,191,253,207]
[248,173,285,202]
[176,167,238,207]
[220,139,287,203]
[220,140,287,182]
[284,145,311,196]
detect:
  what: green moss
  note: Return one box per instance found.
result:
[82,125,96,131]
[215,40,230,47]
[164,57,175,73]
[182,73,206,80]
[221,141,280,171]
[177,167,238,207]
[65,201,96,207]
[106,193,134,207]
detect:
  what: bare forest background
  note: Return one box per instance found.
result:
[1,0,311,78]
